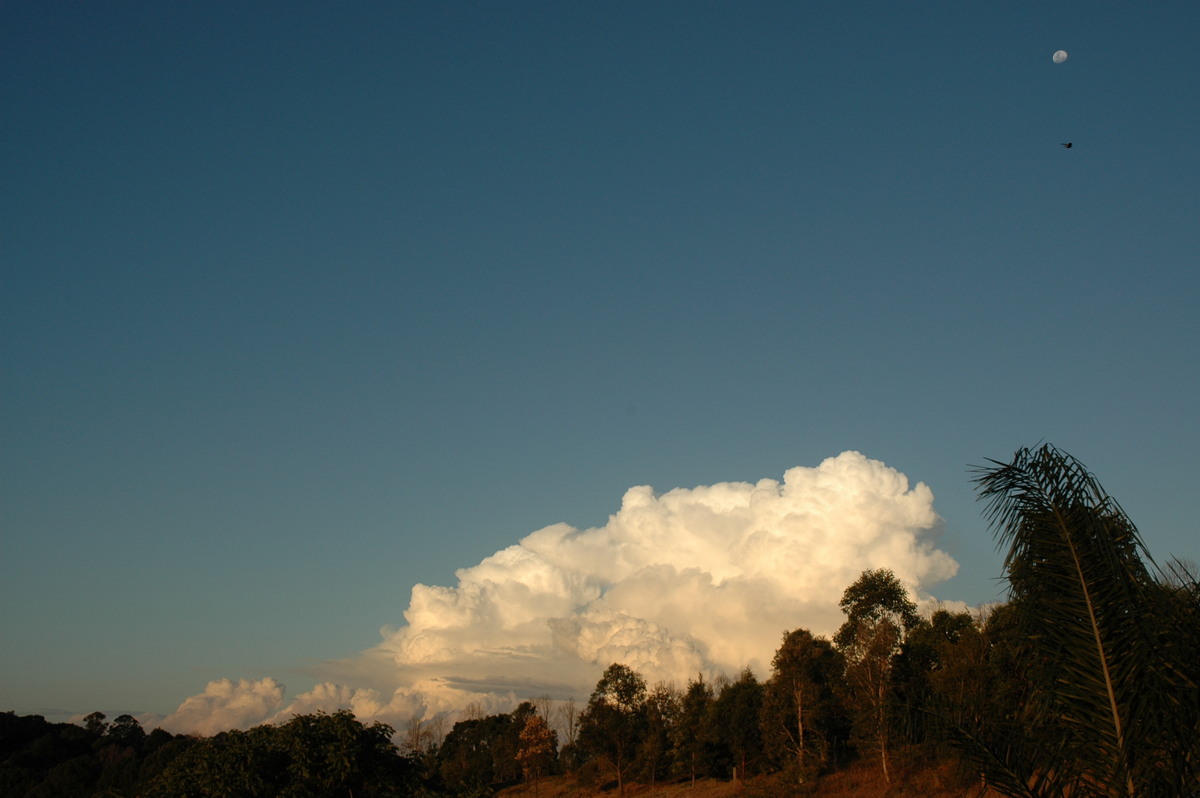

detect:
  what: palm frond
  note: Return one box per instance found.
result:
[966,444,1179,798]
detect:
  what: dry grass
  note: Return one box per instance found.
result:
[500,760,999,798]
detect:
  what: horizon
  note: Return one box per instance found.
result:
[3,2,1197,733]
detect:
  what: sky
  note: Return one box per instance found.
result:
[3,1,1198,733]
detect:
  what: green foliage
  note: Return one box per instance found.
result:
[963,443,1200,798]
[579,663,648,793]
[9,446,1192,796]
[0,711,186,798]
[437,716,502,792]
[892,608,983,752]
[144,727,277,797]
[436,703,548,793]
[839,615,902,782]
[834,568,919,650]
[671,676,715,785]
[634,683,679,783]
[590,662,647,714]
[761,628,848,782]
[712,668,764,780]
[834,568,919,784]
[145,710,417,798]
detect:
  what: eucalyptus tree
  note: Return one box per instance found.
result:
[892,608,982,753]
[761,627,846,782]
[964,444,1200,798]
[713,668,765,780]
[672,676,715,785]
[579,663,648,795]
[834,568,918,783]
[834,568,920,649]
[636,683,680,784]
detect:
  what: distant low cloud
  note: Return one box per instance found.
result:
[159,452,957,735]
[159,678,285,736]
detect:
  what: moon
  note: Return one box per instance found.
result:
[1053,50,1068,64]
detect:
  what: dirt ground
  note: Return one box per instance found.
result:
[499,760,996,798]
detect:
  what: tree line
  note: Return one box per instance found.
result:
[3,445,1198,797]
[0,709,422,797]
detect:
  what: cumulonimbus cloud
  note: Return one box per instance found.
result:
[158,452,958,735]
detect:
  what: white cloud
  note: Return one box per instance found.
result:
[159,678,285,736]
[158,452,958,735]
[269,682,384,722]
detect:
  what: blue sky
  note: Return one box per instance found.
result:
[3,1,1198,723]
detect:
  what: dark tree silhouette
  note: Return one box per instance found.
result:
[579,663,648,795]
[962,444,1200,798]
[762,628,847,783]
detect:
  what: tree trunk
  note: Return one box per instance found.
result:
[795,681,806,780]
[878,679,890,784]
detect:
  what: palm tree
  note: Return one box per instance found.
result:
[962,444,1198,798]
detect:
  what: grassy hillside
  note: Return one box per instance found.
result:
[500,759,995,797]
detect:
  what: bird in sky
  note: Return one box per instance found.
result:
[1061,142,1073,148]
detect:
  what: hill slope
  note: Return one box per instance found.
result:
[500,760,995,797]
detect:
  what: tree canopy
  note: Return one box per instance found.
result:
[4,443,1195,797]
[964,443,1200,798]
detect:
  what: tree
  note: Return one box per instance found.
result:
[713,668,764,780]
[437,705,537,792]
[963,444,1200,798]
[579,663,648,795]
[437,716,500,792]
[145,711,416,797]
[516,714,556,794]
[635,683,679,784]
[892,608,984,754]
[106,713,147,748]
[495,702,539,784]
[144,728,275,797]
[273,710,404,796]
[0,711,198,797]
[672,676,714,786]
[401,715,431,756]
[840,617,901,783]
[82,711,108,737]
[761,628,847,782]
[835,568,917,784]
[555,696,583,771]
[834,568,919,650]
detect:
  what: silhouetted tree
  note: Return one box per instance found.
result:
[82,712,108,737]
[714,668,764,780]
[555,697,583,772]
[635,683,679,783]
[105,713,146,749]
[960,444,1200,797]
[495,702,538,784]
[145,710,415,797]
[834,568,919,650]
[835,568,916,783]
[762,628,847,783]
[893,608,983,757]
[438,713,507,792]
[672,676,715,785]
[579,663,647,795]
